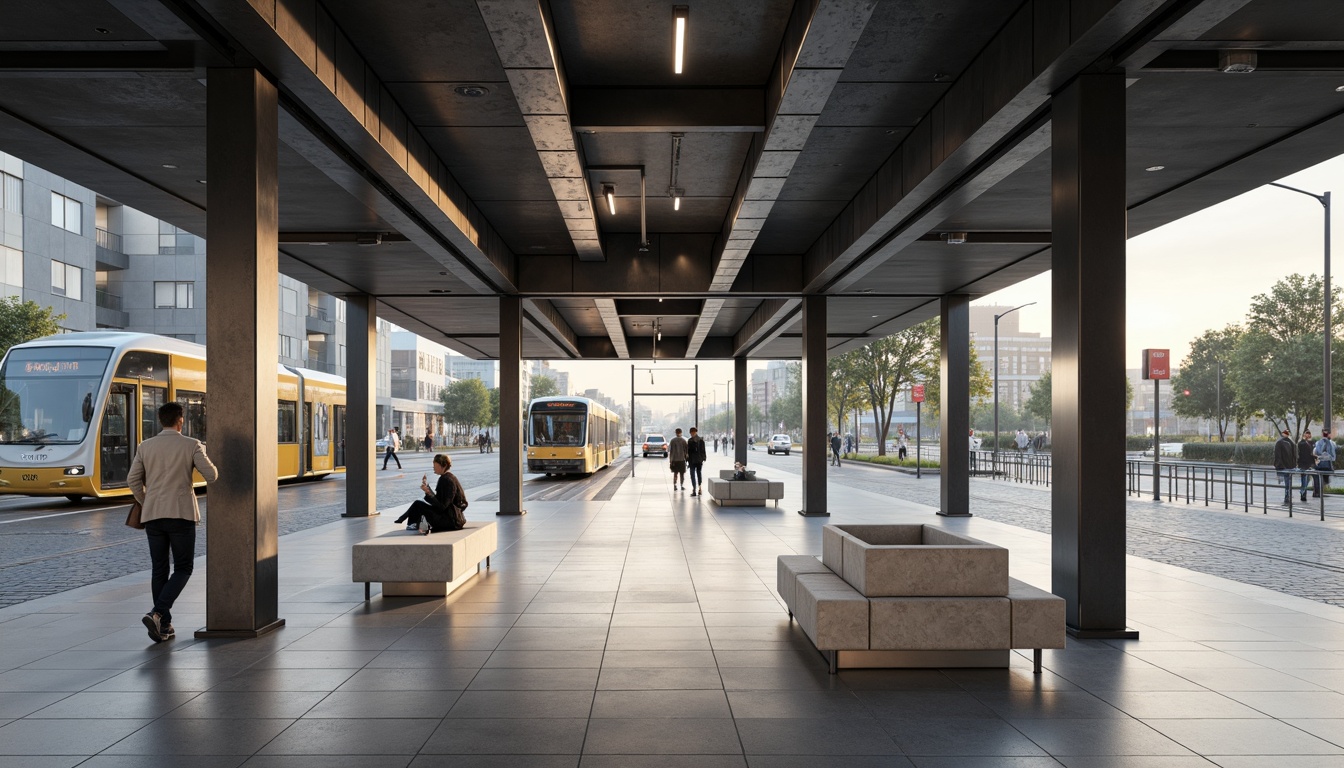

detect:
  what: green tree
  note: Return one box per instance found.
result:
[530,375,559,399]
[441,378,490,434]
[1022,370,1133,428]
[828,351,864,437]
[853,318,938,455]
[1171,326,1245,441]
[0,297,64,360]
[923,340,992,419]
[488,387,500,428]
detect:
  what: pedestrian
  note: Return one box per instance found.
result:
[668,428,689,491]
[830,431,842,466]
[423,428,433,453]
[1298,429,1316,502]
[748,434,755,451]
[129,401,219,643]
[382,426,401,469]
[1316,429,1337,496]
[714,435,719,453]
[478,432,486,453]
[1273,428,1296,505]
[844,434,853,454]
[687,427,707,496]
[486,432,493,453]
[898,431,908,461]
[969,428,979,471]
[394,453,467,534]
[1015,429,1029,452]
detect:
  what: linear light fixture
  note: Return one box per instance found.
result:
[674,195,681,211]
[603,183,616,215]
[668,133,684,211]
[673,6,688,74]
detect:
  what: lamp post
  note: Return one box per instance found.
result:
[994,302,1036,477]
[718,380,733,450]
[1270,182,1332,431]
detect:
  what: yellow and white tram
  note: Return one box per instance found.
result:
[526,396,621,475]
[0,332,346,500]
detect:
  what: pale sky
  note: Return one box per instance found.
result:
[542,152,1344,408]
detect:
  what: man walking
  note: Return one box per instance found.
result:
[830,431,842,466]
[129,402,218,643]
[1316,429,1337,496]
[687,427,707,496]
[668,428,689,491]
[383,426,402,470]
[1298,429,1316,502]
[1274,429,1296,505]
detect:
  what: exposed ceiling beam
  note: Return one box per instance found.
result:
[594,298,630,358]
[915,231,1051,244]
[0,43,201,71]
[686,298,724,359]
[524,299,580,358]
[1114,0,1260,69]
[477,0,605,261]
[733,298,801,357]
[570,88,764,132]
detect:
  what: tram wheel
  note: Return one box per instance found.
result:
[65,494,82,502]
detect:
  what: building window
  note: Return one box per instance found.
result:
[154,281,194,308]
[336,300,346,322]
[1,173,19,213]
[0,245,20,294]
[51,260,82,300]
[281,286,298,315]
[50,192,82,234]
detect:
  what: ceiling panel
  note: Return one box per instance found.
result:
[323,0,505,83]
[818,83,947,127]
[420,126,556,201]
[385,81,523,128]
[841,0,1018,83]
[753,199,848,254]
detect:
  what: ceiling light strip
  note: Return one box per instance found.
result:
[673,6,688,74]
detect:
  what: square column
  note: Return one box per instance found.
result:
[1051,72,1135,638]
[498,296,525,515]
[939,294,971,517]
[734,356,749,466]
[198,68,282,638]
[799,295,829,516]
[343,293,377,518]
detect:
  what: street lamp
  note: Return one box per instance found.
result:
[717,379,733,450]
[1270,182,1332,431]
[994,302,1037,476]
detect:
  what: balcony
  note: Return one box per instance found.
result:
[95,287,128,328]
[95,228,129,270]
[303,357,340,375]
[305,304,335,337]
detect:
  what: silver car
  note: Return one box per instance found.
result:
[767,434,792,455]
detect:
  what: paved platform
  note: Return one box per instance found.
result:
[4,462,1344,766]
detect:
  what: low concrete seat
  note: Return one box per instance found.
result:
[705,476,784,507]
[352,521,496,598]
[777,554,832,608]
[794,572,869,651]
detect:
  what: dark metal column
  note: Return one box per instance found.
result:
[498,296,526,516]
[939,294,971,517]
[1051,72,1135,639]
[198,68,282,638]
[799,295,829,516]
[343,293,376,518]
[735,356,749,466]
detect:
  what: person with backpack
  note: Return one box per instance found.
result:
[394,453,468,533]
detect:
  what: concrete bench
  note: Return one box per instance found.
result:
[352,521,497,599]
[706,470,784,507]
[777,524,1065,674]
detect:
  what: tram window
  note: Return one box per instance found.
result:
[278,400,297,443]
[177,390,206,441]
[141,386,166,440]
[116,351,169,381]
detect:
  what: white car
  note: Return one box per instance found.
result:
[767,434,792,455]
[642,434,668,458]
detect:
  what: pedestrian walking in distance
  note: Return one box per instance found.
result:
[687,427,707,496]
[382,426,401,470]
[129,401,219,643]
[668,428,689,491]
[1297,429,1316,502]
[830,432,842,466]
[1316,429,1337,496]
[1273,429,1296,505]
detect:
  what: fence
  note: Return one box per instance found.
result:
[1125,459,1331,521]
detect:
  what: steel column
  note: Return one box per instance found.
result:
[735,356,749,466]
[939,294,971,517]
[198,68,282,638]
[498,296,526,515]
[343,293,377,518]
[800,295,829,516]
[1051,72,1135,639]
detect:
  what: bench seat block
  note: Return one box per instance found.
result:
[832,524,1008,597]
[870,596,1010,650]
[795,572,868,650]
[1008,577,1066,649]
[352,521,496,585]
[777,555,832,611]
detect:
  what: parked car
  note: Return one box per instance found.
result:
[374,437,389,453]
[767,434,792,455]
[642,434,668,457]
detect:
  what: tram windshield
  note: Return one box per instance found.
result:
[0,346,112,444]
[530,409,587,446]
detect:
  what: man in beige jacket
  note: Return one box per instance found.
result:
[129,401,218,642]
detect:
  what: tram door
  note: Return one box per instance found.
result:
[141,385,166,442]
[100,385,135,488]
[333,405,346,468]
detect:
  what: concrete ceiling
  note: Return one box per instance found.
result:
[0,0,1340,360]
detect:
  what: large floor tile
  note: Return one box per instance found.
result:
[102,718,294,755]
[447,690,594,718]
[0,718,151,755]
[582,717,742,754]
[592,690,731,718]
[421,718,589,754]
[735,718,901,755]
[260,718,439,755]
[1144,718,1344,756]
[1007,718,1196,756]
[882,717,1048,756]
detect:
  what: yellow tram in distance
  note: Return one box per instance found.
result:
[0,331,346,500]
[526,396,621,475]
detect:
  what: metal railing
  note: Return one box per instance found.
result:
[1125,459,1332,521]
[307,305,328,320]
[94,287,122,311]
[95,227,122,252]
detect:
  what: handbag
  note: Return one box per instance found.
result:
[124,500,145,530]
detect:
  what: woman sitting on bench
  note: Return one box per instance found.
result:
[394,453,468,534]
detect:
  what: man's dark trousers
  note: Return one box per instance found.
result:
[145,518,195,626]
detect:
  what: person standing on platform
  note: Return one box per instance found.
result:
[830,432,842,466]
[382,427,401,470]
[129,402,219,643]
[486,432,493,453]
[423,428,433,453]
[844,434,853,454]
[898,430,908,461]
[1316,429,1337,496]
[687,427,707,497]
[1297,429,1316,502]
[1015,429,1029,452]
[668,428,689,491]
[713,436,719,453]
[1274,429,1296,505]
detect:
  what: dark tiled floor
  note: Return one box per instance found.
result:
[4,466,1344,765]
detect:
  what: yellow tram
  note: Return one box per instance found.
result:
[526,396,621,475]
[0,332,346,500]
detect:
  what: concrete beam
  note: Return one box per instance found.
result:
[524,298,580,359]
[594,298,629,358]
[733,298,801,357]
[570,88,765,132]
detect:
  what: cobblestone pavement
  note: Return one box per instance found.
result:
[0,450,526,608]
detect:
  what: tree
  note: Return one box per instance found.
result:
[440,378,490,435]
[530,375,559,399]
[1171,326,1245,441]
[1022,370,1132,429]
[488,387,500,428]
[923,339,992,419]
[828,351,864,437]
[0,297,64,360]
[853,318,938,455]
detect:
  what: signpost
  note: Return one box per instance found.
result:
[1142,349,1170,501]
[912,384,925,479]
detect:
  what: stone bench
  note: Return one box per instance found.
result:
[777,524,1065,673]
[706,470,784,507]
[352,521,497,599]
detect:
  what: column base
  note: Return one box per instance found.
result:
[341,511,380,518]
[936,511,973,517]
[194,618,286,640]
[797,510,831,517]
[496,510,527,516]
[1067,626,1140,640]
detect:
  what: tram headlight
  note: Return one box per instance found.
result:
[64,466,85,476]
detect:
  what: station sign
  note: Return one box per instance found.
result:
[1142,349,1170,380]
[911,384,925,403]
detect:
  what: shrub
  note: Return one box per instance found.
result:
[844,453,939,469]
[1180,442,1275,465]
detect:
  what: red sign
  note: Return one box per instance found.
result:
[911,384,925,403]
[1142,349,1170,380]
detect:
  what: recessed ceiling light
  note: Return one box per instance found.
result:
[871,315,879,318]
[94,27,110,34]
[196,179,207,184]
[1145,165,1165,172]
[673,6,689,75]
[453,85,489,97]
[161,163,177,169]
[884,129,897,135]
[933,72,951,82]
[1336,85,1344,92]
[602,183,616,216]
